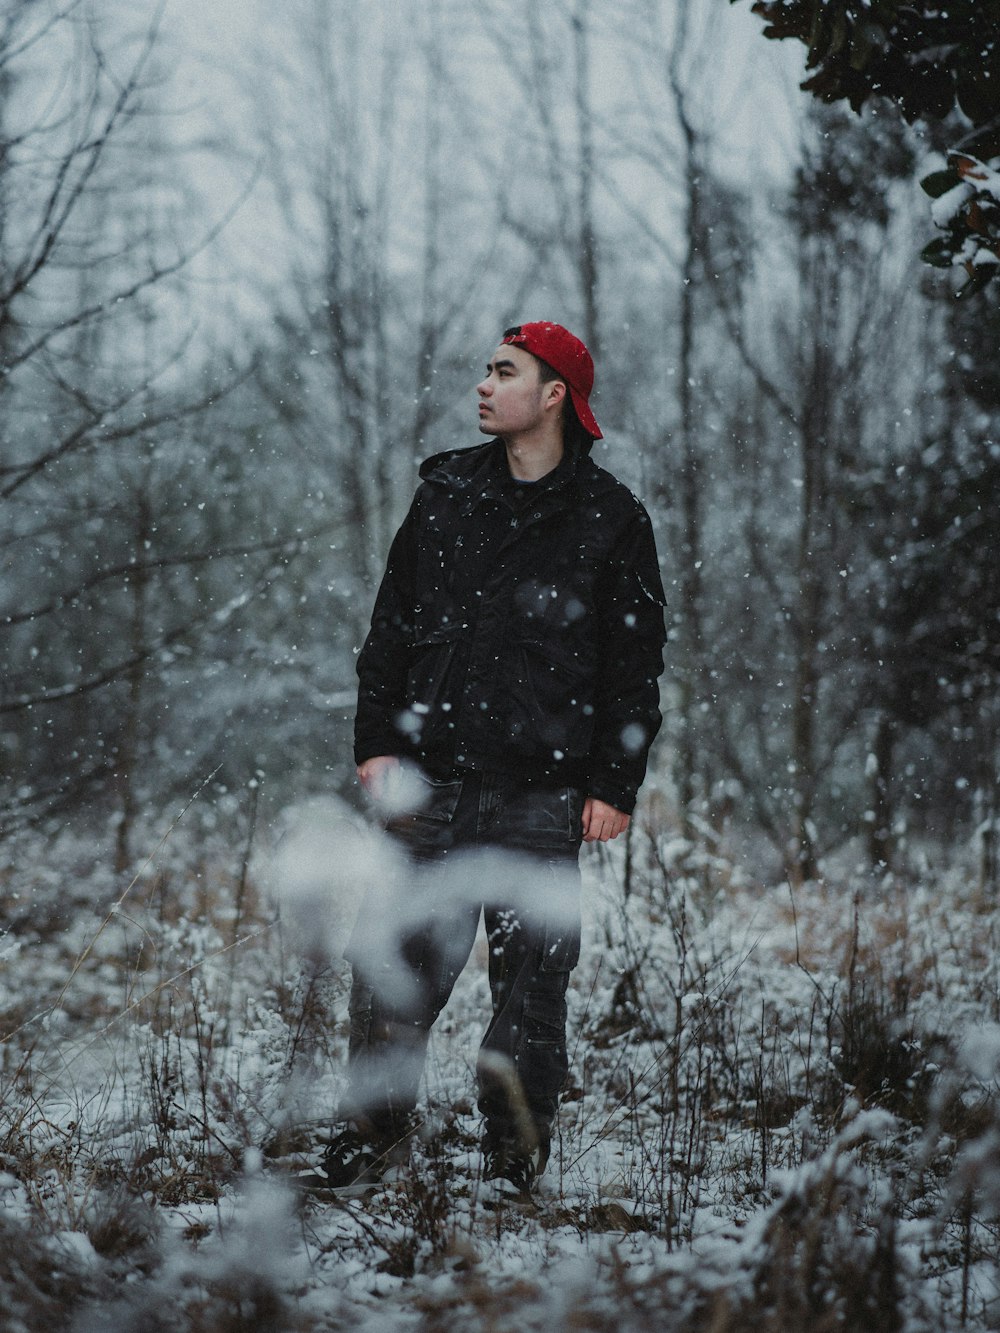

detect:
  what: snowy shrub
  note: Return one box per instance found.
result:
[0,802,998,1328]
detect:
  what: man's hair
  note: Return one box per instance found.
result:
[534,357,592,453]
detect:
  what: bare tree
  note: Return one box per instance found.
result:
[0,5,287,835]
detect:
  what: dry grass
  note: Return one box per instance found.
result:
[0,800,997,1329]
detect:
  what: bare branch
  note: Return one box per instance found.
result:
[1,162,262,380]
[0,1,83,75]
[0,348,256,500]
[1,8,166,311]
[708,279,802,431]
[0,551,296,715]
[1,534,305,628]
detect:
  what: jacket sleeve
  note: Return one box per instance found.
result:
[587,504,666,813]
[353,496,420,765]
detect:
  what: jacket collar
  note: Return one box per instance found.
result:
[420,439,586,516]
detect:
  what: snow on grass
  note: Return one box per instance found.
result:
[0,796,998,1328]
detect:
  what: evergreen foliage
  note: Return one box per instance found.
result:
[732,0,1000,292]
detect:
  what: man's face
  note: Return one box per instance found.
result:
[476,343,555,439]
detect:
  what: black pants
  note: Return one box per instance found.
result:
[343,769,583,1149]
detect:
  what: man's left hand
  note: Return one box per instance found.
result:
[582,797,630,842]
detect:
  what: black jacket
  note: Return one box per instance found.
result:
[354,439,666,813]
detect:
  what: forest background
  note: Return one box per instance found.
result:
[4,0,998,888]
[2,0,997,886]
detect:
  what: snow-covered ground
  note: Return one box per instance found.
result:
[1,794,998,1329]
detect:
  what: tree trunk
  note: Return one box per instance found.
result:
[115,484,152,873]
[788,321,826,884]
[867,711,895,870]
[669,13,705,837]
[572,0,600,358]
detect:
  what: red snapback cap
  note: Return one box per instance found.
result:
[501,322,603,439]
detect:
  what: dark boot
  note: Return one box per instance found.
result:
[481,1121,550,1200]
[294,1118,416,1197]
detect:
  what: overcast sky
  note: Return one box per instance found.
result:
[132,0,812,356]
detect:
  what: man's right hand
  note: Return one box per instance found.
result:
[356,755,401,800]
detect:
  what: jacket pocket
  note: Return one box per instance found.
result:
[511,555,604,636]
[505,642,595,758]
[399,631,465,751]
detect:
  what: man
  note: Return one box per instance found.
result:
[304,321,665,1199]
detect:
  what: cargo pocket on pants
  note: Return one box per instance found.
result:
[539,914,581,973]
[521,989,570,1114]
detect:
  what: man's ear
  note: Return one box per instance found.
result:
[545,380,567,413]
